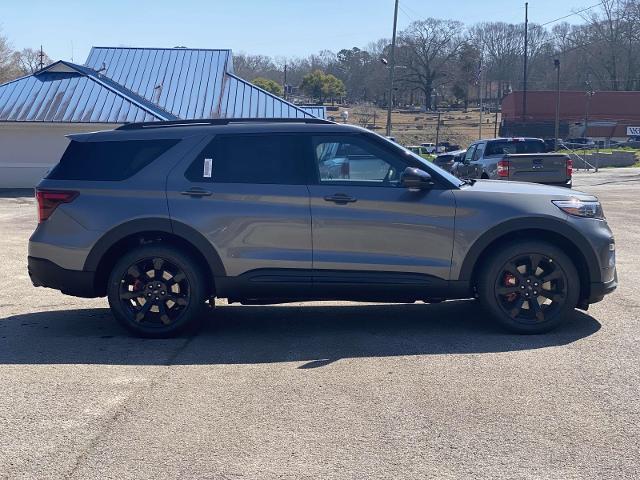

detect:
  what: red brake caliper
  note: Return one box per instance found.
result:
[503,272,518,302]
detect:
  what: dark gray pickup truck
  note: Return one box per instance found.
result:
[452,138,572,187]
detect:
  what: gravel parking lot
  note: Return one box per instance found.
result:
[1,169,638,479]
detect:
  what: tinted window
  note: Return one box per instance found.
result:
[185,134,310,184]
[47,139,179,181]
[485,140,546,155]
[313,135,406,185]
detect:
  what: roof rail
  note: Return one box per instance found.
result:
[117,117,335,130]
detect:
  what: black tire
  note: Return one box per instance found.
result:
[107,244,207,338]
[477,241,579,334]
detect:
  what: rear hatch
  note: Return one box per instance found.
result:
[505,153,569,183]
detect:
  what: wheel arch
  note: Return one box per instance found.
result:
[85,218,225,296]
[459,218,599,301]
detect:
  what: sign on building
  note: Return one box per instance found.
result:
[627,126,640,136]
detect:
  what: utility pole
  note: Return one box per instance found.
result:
[386,0,400,137]
[283,64,287,100]
[522,2,529,122]
[554,59,561,151]
[435,111,441,149]
[479,61,484,139]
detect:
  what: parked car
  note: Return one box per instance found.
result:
[437,142,461,153]
[451,137,573,188]
[433,149,466,172]
[407,145,433,159]
[29,119,616,337]
[564,137,596,150]
[419,142,437,153]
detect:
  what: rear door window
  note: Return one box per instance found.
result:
[47,139,179,181]
[485,140,546,155]
[185,134,312,185]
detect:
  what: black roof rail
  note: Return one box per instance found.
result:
[117,117,335,130]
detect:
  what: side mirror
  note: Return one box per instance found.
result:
[401,167,433,190]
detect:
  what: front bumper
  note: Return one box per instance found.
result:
[588,269,618,304]
[28,256,99,298]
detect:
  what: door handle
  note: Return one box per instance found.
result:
[180,187,212,197]
[324,193,357,204]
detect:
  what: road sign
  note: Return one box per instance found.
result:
[627,126,640,136]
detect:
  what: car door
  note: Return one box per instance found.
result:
[166,132,314,298]
[470,142,486,177]
[456,144,476,177]
[308,133,456,299]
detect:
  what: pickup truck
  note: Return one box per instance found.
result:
[451,138,572,187]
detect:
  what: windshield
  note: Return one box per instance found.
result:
[485,140,546,155]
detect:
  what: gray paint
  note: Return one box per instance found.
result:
[28,122,616,305]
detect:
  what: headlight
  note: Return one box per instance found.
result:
[553,199,604,219]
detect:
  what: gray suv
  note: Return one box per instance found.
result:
[28,119,617,337]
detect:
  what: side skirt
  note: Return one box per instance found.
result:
[215,269,472,304]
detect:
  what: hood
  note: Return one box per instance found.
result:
[461,179,597,201]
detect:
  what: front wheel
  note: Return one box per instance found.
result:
[478,241,579,334]
[107,245,207,338]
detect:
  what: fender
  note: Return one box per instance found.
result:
[457,217,600,282]
[83,218,226,277]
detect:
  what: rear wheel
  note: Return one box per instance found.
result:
[107,245,206,338]
[478,241,579,334]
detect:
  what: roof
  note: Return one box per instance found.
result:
[0,61,174,123]
[84,47,232,120]
[0,47,321,124]
[219,73,314,119]
[502,90,640,123]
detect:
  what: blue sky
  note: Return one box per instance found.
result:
[0,0,588,63]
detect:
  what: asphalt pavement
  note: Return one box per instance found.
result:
[0,169,638,479]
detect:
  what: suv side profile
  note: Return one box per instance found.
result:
[29,119,617,337]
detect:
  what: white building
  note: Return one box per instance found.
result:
[0,47,324,188]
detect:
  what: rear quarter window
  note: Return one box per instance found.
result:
[47,139,179,181]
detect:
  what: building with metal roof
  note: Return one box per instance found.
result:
[0,46,323,187]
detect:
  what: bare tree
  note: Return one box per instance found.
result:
[12,47,51,75]
[396,19,465,110]
[0,30,18,84]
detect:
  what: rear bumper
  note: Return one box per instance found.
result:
[588,269,618,304]
[28,256,99,298]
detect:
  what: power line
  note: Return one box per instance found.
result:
[539,1,605,26]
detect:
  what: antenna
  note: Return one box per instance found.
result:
[38,45,45,70]
[70,40,74,62]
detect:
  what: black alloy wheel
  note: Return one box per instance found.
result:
[478,241,579,334]
[118,257,190,326]
[107,245,206,337]
[494,253,567,324]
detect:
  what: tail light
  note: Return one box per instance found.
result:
[566,158,573,178]
[340,161,350,178]
[36,189,78,223]
[497,159,510,178]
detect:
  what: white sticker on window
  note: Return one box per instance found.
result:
[203,158,212,178]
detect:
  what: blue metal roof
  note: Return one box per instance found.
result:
[219,73,314,119]
[0,61,174,123]
[299,106,326,119]
[85,47,232,119]
[0,47,321,123]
